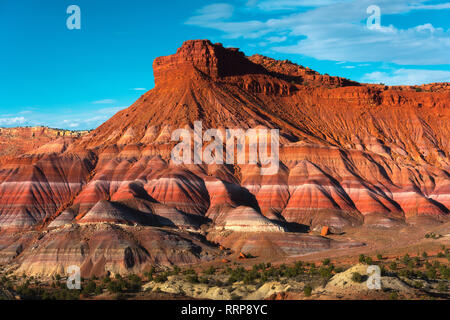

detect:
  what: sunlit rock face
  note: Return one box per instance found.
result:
[0,40,448,275]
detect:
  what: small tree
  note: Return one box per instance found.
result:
[303,285,312,297]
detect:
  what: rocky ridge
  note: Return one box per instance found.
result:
[0,40,448,276]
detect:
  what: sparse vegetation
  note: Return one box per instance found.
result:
[351,272,364,283]
[303,285,312,297]
[1,244,448,301]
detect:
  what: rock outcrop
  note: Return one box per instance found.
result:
[0,40,448,275]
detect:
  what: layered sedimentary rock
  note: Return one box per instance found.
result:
[0,127,88,161]
[15,224,218,277]
[0,40,448,275]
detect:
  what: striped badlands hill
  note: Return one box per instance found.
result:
[0,40,448,276]
[0,127,88,162]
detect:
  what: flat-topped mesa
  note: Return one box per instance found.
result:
[153,40,360,88]
[153,40,266,86]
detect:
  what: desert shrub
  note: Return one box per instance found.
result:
[399,269,413,279]
[351,272,364,283]
[377,254,383,260]
[439,266,449,280]
[425,268,437,280]
[318,266,333,280]
[172,266,181,275]
[437,252,445,258]
[422,252,428,258]
[203,266,216,275]
[126,274,142,292]
[425,232,441,239]
[322,258,331,266]
[303,285,312,297]
[389,292,398,300]
[82,280,97,295]
[359,254,366,263]
[94,285,103,296]
[186,274,199,284]
[437,282,447,292]
[183,268,197,276]
[107,280,126,293]
[154,273,168,283]
[390,262,398,271]
[402,254,411,264]
[199,276,210,285]
[334,267,345,273]
[102,275,111,284]
[308,265,317,276]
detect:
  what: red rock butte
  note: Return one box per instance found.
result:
[0,40,448,276]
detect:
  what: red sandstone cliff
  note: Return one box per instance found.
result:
[0,40,448,276]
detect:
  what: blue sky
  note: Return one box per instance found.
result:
[1,0,449,130]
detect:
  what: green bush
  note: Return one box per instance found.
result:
[107,280,124,294]
[351,272,364,283]
[426,269,437,280]
[437,282,447,292]
[172,266,181,275]
[402,254,411,264]
[389,292,398,300]
[186,274,199,284]
[303,285,312,297]
[203,266,216,275]
[154,273,168,283]
[126,274,142,292]
[82,280,97,295]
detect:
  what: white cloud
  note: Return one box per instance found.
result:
[187,0,450,65]
[186,3,269,39]
[266,36,287,43]
[131,88,147,91]
[362,68,450,85]
[93,99,116,104]
[252,0,353,11]
[0,117,27,126]
[415,23,442,33]
[411,2,450,10]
